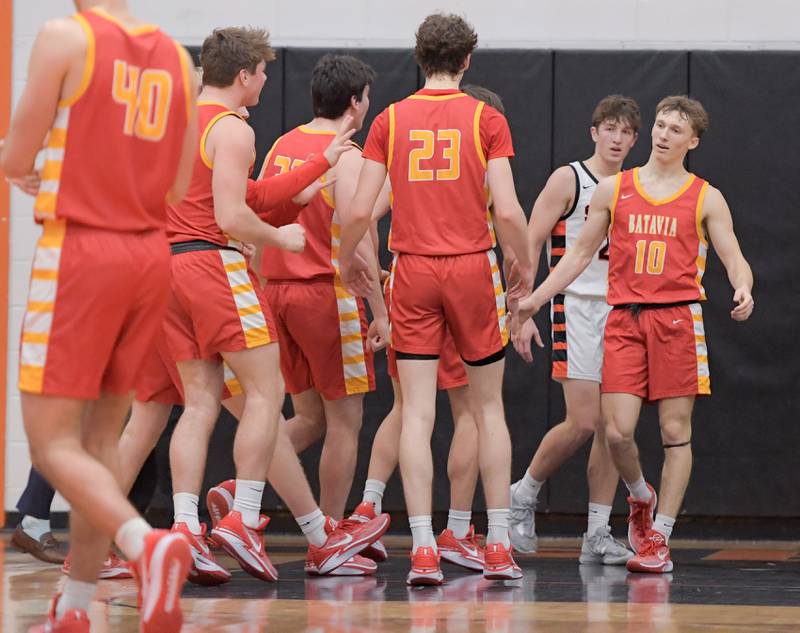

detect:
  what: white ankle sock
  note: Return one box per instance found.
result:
[363,479,386,515]
[173,492,201,534]
[513,471,543,505]
[486,508,510,548]
[625,476,652,502]
[447,509,471,539]
[233,479,265,528]
[296,508,327,547]
[21,515,51,541]
[409,515,436,553]
[587,503,612,536]
[114,518,152,562]
[653,514,676,543]
[57,578,95,618]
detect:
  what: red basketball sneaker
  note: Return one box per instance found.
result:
[206,479,236,529]
[305,552,377,576]
[210,511,278,582]
[483,542,523,580]
[307,513,390,575]
[342,501,390,562]
[28,594,89,633]
[406,546,443,586]
[626,530,673,573]
[627,483,657,553]
[131,529,192,633]
[62,550,132,580]
[436,525,485,572]
[171,522,231,586]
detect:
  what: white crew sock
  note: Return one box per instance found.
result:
[296,508,327,547]
[233,479,265,529]
[625,476,653,502]
[587,503,613,536]
[513,471,543,505]
[114,518,152,562]
[21,515,51,541]
[653,514,676,543]
[447,509,471,539]
[486,508,510,548]
[363,479,386,515]
[57,578,96,619]
[409,515,436,553]
[173,492,201,534]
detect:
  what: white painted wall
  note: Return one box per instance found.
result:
[5,0,800,512]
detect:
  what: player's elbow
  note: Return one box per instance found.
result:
[0,153,27,179]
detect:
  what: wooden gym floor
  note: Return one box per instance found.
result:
[2,532,799,632]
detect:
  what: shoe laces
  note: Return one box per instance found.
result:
[627,498,653,530]
[588,526,628,554]
[638,531,666,556]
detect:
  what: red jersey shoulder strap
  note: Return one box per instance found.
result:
[198,103,243,169]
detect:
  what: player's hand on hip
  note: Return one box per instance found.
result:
[241,242,257,260]
[512,317,544,363]
[323,114,357,166]
[293,176,338,205]
[275,223,306,253]
[367,316,390,352]
[7,171,41,196]
[340,252,374,297]
[731,287,754,321]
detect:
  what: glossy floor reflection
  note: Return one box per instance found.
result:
[3,533,800,632]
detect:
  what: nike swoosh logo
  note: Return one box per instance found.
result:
[462,545,479,557]
[672,319,683,325]
[620,193,634,199]
[335,532,354,547]
[582,184,593,189]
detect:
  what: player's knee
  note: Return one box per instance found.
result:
[660,418,691,447]
[604,418,632,446]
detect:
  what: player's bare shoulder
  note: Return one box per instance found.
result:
[590,174,619,212]
[38,16,87,56]
[699,183,729,221]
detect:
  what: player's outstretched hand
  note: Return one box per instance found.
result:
[340,252,374,297]
[323,114,357,167]
[731,286,754,321]
[367,316,390,352]
[275,223,306,253]
[512,317,544,363]
[293,176,338,206]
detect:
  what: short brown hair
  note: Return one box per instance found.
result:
[592,95,641,133]
[461,84,505,114]
[311,55,376,119]
[200,27,276,88]
[415,13,478,77]
[656,95,709,137]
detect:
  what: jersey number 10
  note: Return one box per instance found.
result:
[112,60,173,142]
[634,240,667,275]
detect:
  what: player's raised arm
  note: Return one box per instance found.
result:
[0,19,83,178]
[211,116,304,251]
[702,185,754,321]
[517,175,614,323]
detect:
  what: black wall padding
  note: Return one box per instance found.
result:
[172,47,799,521]
[682,52,800,516]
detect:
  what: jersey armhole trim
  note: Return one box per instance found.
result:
[561,164,580,220]
[387,104,396,170]
[58,14,95,108]
[200,111,241,170]
[578,160,599,184]
[257,137,281,180]
[695,181,710,247]
[609,172,623,233]
[473,101,487,169]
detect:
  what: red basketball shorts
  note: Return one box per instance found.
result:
[388,251,508,363]
[162,249,276,362]
[19,220,169,399]
[264,279,374,400]
[602,302,711,401]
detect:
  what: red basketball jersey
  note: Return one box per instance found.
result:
[167,102,249,249]
[363,89,513,256]
[33,8,191,231]
[258,126,338,281]
[607,168,709,305]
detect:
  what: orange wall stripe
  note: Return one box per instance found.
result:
[0,0,12,527]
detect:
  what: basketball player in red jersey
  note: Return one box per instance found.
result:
[0,0,197,630]
[509,96,640,565]
[339,14,533,585]
[516,96,754,573]
[257,54,390,521]
[162,27,356,584]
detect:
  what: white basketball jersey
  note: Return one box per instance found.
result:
[546,161,608,298]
